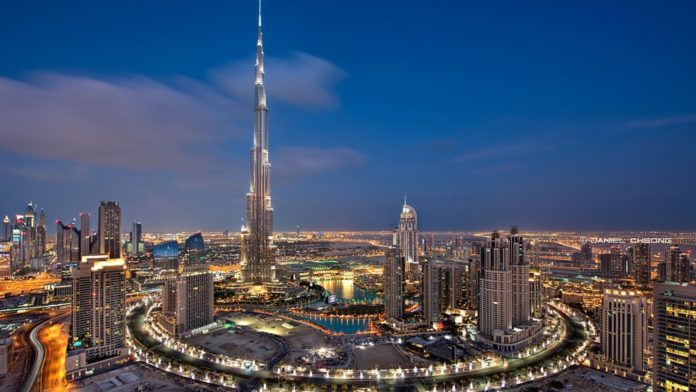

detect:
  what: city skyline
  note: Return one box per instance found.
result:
[2,1,696,232]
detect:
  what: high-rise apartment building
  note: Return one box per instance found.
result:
[600,248,629,280]
[478,231,512,337]
[477,229,544,351]
[653,282,696,392]
[633,243,651,286]
[664,245,690,283]
[80,213,91,258]
[56,220,81,264]
[529,268,543,318]
[130,220,142,256]
[98,201,121,259]
[383,246,405,321]
[600,289,647,374]
[159,265,214,337]
[422,257,440,325]
[69,255,126,360]
[2,216,9,242]
[510,227,530,326]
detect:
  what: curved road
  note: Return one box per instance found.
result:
[20,319,48,392]
[128,303,590,390]
[19,311,70,392]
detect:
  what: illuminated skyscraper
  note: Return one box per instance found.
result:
[478,231,512,338]
[2,215,9,242]
[422,257,440,325]
[37,209,46,257]
[478,228,543,351]
[159,265,214,337]
[633,243,651,286]
[653,282,696,392]
[80,213,91,257]
[509,227,530,326]
[383,246,405,321]
[69,255,126,360]
[600,247,630,280]
[397,198,418,270]
[664,245,690,283]
[130,220,142,256]
[241,0,276,284]
[98,201,121,259]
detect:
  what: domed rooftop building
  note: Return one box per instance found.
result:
[398,197,418,264]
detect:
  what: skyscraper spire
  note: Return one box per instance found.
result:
[255,0,265,91]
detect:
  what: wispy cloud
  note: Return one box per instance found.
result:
[0,52,353,187]
[212,51,347,109]
[7,162,91,182]
[453,141,554,163]
[624,114,696,129]
[275,147,366,178]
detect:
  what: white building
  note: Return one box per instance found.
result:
[67,255,127,380]
[598,289,647,376]
[397,199,418,272]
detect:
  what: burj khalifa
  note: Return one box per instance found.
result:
[240,0,276,284]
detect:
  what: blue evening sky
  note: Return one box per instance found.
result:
[1,1,695,232]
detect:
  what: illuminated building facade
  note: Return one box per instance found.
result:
[601,289,647,374]
[664,245,690,283]
[98,201,121,259]
[633,243,651,286]
[79,212,91,258]
[422,257,440,325]
[383,246,405,321]
[478,228,543,351]
[653,282,696,392]
[599,247,630,280]
[70,255,126,360]
[1,216,8,242]
[0,242,11,278]
[184,232,205,264]
[240,0,276,284]
[159,265,214,337]
[56,220,81,264]
[130,220,142,256]
[510,227,530,326]
[478,231,512,338]
[397,199,418,271]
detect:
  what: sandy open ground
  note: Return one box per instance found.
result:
[352,344,412,369]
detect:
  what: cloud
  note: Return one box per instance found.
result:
[212,51,347,109]
[624,114,696,129]
[0,73,238,172]
[274,147,366,178]
[453,141,554,163]
[6,162,91,182]
[0,52,350,182]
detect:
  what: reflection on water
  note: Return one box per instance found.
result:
[301,315,370,334]
[316,279,378,303]
[301,278,377,333]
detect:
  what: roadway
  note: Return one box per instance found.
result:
[37,313,70,391]
[17,310,69,392]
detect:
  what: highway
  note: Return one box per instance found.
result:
[18,310,70,392]
[38,313,70,391]
[20,318,47,392]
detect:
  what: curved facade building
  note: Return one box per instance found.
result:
[184,233,205,253]
[153,241,179,259]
